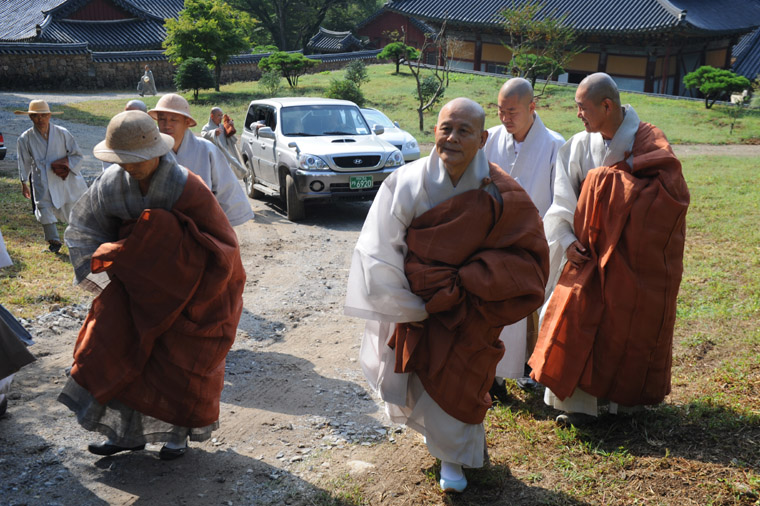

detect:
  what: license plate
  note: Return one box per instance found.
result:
[349,175,373,190]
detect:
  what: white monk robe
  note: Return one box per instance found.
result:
[174,130,254,226]
[17,124,87,225]
[345,148,495,468]
[541,104,640,416]
[484,112,564,378]
[201,120,247,179]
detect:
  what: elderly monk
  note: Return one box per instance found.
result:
[15,100,88,253]
[484,77,565,395]
[201,107,247,179]
[345,98,549,493]
[148,94,254,226]
[137,64,157,97]
[529,73,690,427]
[59,111,245,460]
[124,99,148,113]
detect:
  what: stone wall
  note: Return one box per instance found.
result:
[0,46,380,91]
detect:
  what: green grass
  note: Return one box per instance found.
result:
[38,64,760,146]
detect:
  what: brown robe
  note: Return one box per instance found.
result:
[389,164,549,424]
[529,122,690,406]
[70,174,245,428]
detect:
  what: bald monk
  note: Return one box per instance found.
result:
[345,98,549,493]
[529,73,690,426]
[484,77,565,394]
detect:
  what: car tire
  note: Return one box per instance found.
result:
[285,174,306,221]
[244,159,264,199]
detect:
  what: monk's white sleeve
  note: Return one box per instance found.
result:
[61,127,84,174]
[345,180,428,323]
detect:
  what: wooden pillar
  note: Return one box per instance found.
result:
[474,35,482,71]
[597,48,608,72]
[644,53,656,93]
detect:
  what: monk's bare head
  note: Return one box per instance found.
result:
[498,77,536,142]
[575,72,624,139]
[210,107,224,124]
[434,98,488,185]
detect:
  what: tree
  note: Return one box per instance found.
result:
[229,0,375,51]
[683,66,752,109]
[500,2,583,96]
[164,0,258,92]
[405,22,448,131]
[344,60,369,88]
[258,51,318,88]
[174,58,216,100]
[377,42,420,74]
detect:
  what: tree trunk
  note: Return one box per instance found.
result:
[215,63,222,92]
[418,107,424,131]
[395,59,400,74]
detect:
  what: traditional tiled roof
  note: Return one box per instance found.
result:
[307,27,364,53]
[91,48,164,62]
[0,0,184,50]
[0,41,89,54]
[356,7,435,34]
[385,0,760,36]
[0,0,65,40]
[733,27,760,80]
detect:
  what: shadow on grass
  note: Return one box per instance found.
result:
[426,461,592,506]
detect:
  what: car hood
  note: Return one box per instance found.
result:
[375,128,414,145]
[282,134,395,156]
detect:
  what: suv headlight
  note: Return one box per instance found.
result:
[406,140,418,150]
[298,153,329,171]
[384,150,404,167]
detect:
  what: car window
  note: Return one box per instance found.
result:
[362,109,394,128]
[281,105,370,136]
[245,105,277,131]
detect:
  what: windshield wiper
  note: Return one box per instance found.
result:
[323,131,355,135]
[286,132,317,136]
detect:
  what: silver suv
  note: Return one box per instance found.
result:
[240,97,405,221]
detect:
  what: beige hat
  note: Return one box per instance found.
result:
[93,110,174,164]
[148,93,197,127]
[14,99,63,115]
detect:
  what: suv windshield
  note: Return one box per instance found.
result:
[281,105,370,136]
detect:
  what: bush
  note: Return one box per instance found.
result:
[258,51,318,88]
[344,60,369,88]
[416,75,445,106]
[325,79,365,107]
[259,70,282,97]
[683,65,752,109]
[173,58,215,100]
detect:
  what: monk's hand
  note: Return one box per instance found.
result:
[21,182,31,199]
[215,127,222,136]
[566,240,590,267]
[52,166,70,180]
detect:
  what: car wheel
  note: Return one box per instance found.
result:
[285,174,306,221]
[244,160,264,199]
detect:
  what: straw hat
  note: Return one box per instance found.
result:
[148,93,197,127]
[93,111,174,164]
[14,100,63,115]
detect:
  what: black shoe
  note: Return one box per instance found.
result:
[87,441,145,456]
[489,379,510,406]
[159,445,187,460]
[516,376,540,390]
[555,412,596,427]
[48,240,62,253]
[0,395,7,417]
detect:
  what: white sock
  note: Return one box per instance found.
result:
[440,461,464,481]
[164,439,187,449]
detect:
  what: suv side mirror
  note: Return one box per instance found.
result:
[372,124,385,135]
[258,126,275,139]
[393,121,400,128]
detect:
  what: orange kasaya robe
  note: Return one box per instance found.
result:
[70,173,245,428]
[389,164,549,424]
[529,122,690,406]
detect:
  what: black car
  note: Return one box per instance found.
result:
[0,131,6,160]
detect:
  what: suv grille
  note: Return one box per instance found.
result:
[333,155,381,169]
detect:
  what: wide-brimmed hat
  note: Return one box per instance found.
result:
[14,100,63,115]
[93,110,174,164]
[148,93,197,127]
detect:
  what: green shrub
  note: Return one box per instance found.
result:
[325,79,365,106]
[259,70,282,97]
[173,57,215,100]
[416,75,445,106]
[344,60,369,88]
